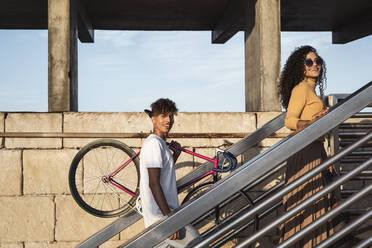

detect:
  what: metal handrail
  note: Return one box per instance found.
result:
[77,209,142,248]
[315,209,372,248]
[236,157,372,248]
[194,162,286,242]
[328,94,372,108]
[204,91,372,246]
[120,81,372,248]
[200,179,285,239]
[277,185,372,248]
[176,113,286,188]
[212,194,284,247]
[355,236,372,248]
[192,163,286,228]
[192,132,372,248]
[213,202,283,248]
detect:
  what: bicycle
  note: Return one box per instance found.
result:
[68,138,237,224]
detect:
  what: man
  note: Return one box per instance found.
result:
[140,98,199,248]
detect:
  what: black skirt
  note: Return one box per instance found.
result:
[279,140,334,248]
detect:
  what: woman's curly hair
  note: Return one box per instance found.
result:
[279,45,327,109]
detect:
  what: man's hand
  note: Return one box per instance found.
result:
[168,140,182,163]
[169,231,180,240]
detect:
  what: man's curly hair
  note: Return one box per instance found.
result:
[150,98,178,116]
[279,45,327,109]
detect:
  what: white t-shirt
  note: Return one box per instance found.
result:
[139,134,179,227]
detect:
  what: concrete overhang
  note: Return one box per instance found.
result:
[1,0,371,44]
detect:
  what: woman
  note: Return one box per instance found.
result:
[278,45,333,247]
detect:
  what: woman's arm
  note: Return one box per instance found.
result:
[285,84,308,130]
[296,109,329,130]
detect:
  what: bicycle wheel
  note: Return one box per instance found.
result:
[69,139,140,218]
[182,182,220,225]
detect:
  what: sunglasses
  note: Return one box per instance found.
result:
[305,58,323,67]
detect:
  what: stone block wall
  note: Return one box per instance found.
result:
[0,112,289,247]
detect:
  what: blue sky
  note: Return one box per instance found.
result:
[0,30,371,112]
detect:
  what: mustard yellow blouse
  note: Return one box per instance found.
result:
[285,80,324,131]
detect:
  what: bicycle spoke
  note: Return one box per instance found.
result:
[104,147,110,174]
[69,140,139,217]
[83,170,102,180]
[84,180,105,194]
[104,183,122,200]
[108,148,126,177]
[104,184,116,211]
[75,177,100,192]
[105,147,114,175]
[92,148,105,176]
[105,183,133,209]
[104,183,122,210]
[108,147,118,173]
[101,186,107,210]
[89,180,102,207]
[83,152,104,177]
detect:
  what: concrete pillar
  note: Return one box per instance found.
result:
[244,0,281,112]
[48,0,78,112]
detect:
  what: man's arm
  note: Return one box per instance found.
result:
[148,168,171,215]
[148,168,180,240]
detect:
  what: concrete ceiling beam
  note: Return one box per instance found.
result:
[332,9,372,44]
[211,0,245,44]
[77,0,94,43]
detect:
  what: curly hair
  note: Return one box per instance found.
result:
[279,45,327,109]
[150,98,178,116]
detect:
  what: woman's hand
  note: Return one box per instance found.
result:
[296,109,329,132]
[312,109,328,120]
[296,109,328,132]
[169,231,180,240]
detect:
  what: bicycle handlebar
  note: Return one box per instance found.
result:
[213,151,237,173]
[167,142,237,172]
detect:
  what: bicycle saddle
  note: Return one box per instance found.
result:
[144,109,152,118]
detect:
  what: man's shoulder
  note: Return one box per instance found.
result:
[140,134,166,167]
[143,134,164,148]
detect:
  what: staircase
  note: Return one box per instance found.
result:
[327,94,372,246]
[77,81,372,248]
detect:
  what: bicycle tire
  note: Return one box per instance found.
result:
[69,139,140,218]
[182,182,220,224]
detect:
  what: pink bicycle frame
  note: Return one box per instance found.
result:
[105,146,220,198]
[175,147,219,192]
[106,152,141,198]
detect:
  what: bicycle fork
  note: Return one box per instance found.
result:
[102,152,140,199]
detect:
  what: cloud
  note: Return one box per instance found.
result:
[0,86,46,112]
[95,30,142,47]
[281,32,332,50]
[85,30,244,85]
[281,32,332,62]
[136,31,244,83]
[77,30,246,111]
[38,30,48,39]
